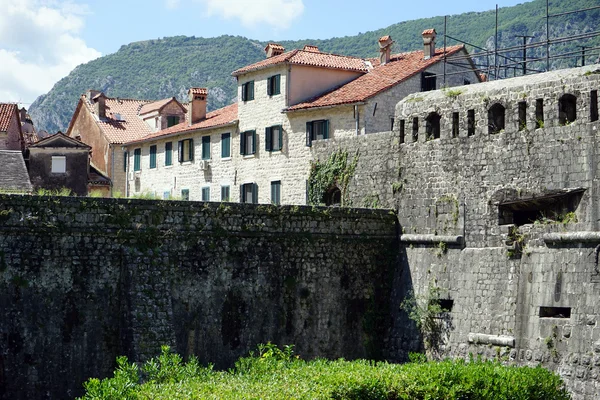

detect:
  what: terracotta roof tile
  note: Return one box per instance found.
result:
[138,97,183,115]
[422,29,436,35]
[126,103,238,145]
[286,45,465,112]
[303,45,320,52]
[265,43,285,52]
[232,49,369,76]
[0,103,18,131]
[189,88,208,95]
[379,35,391,42]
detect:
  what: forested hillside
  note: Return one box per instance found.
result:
[29,0,599,133]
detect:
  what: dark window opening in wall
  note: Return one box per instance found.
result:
[498,189,584,226]
[559,94,577,125]
[167,116,180,127]
[432,299,454,312]
[324,186,342,206]
[536,99,544,128]
[421,72,436,92]
[399,119,405,143]
[467,109,475,136]
[425,112,441,140]
[181,189,190,201]
[412,117,419,142]
[240,182,258,204]
[452,112,459,138]
[518,101,527,131]
[539,306,571,318]
[463,78,471,85]
[591,90,599,122]
[488,103,505,134]
[390,117,394,131]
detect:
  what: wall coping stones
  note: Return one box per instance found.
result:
[400,234,463,245]
[543,232,600,243]
[468,333,516,348]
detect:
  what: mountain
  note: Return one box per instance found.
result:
[29,0,600,133]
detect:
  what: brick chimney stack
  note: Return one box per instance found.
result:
[422,29,437,59]
[87,90,106,119]
[378,35,394,65]
[265,43,285,58]
[188,88,208,125]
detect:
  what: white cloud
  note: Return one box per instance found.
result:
[165,0,181,9]
[200,0,304,29]
[0,0,101,105]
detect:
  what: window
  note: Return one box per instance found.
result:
[267,74,281,96]
[467,109,475,136]
[240,183,258,204]
[163,191,171,200]
[539,307,571,319]
[463,78,471,85]
[488,103,505,134]
[265,125,283,151]
[221,133,231,158]
[123,151,128,172]
[421,72,436,92]
[390,117,394,131]
[221,185,230,201]
[271,181,281,205]
[201,135,210,160]
[305,120,329,147]
[425,112,441,140]
[134,148,141,171]
[181,189,189,201]
[201,186,210,201]
[412,117,419,142]
[51,156,66,173]
[591,90,599,122]
[518,102,527,131]
[535,99,544,128]
[167,116,179,127]
[240,130,256,156]
[165,142,172,166]
[178,139,194,162]
[149,145,157,169]
[399,120,405,144]
[241,81,254,101]
[558,94,577,125]
[452,112,459,138]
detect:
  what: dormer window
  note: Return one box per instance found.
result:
[167,116,180,127]
[267,75,281,96]
[241,81,255,102]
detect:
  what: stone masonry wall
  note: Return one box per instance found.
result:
[0,195,397,400]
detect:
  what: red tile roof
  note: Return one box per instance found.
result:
[189,88,208,95]
[286,45,465,112]
[232,49,369,76]
[125,103,238,145]
[379,35,391,42]
[422,29,436,35]
[0,103,18,132]
[138,97,184,115]
[265,43,285,52]
[303,45,320,53]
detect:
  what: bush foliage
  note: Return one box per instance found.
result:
[78,343,570,400]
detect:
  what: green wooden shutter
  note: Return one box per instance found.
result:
[275,75,281,95]
[178,141,183,162]
[249,81,254,100]
[165,142,172,166]
[202,136,210,160]
[324,120,330,139]
[251,130,256,154]
[240,184,244,202]
[306,122,313,147]
[265,127,272,151]
[252,183,258,204]
[277,125,283,150]
[267,76,273,96]
[241,83,247,101]
[149,145,157,168]
[240,131,245,155]
[123,151,127,172]
[221,133,230,158]
[188,139,194,161]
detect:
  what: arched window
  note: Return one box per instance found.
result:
[488,103,505,134]
[425,112,441,140]
[324,186,342,207]
[559,94,577,125]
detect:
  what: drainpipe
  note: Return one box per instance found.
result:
[110,145,115,197]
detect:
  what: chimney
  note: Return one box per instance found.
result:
[188,88,208,125]
[378,35,394,65]
[90,92,106,119]
[422,29,437,59]
[303,44,320,53]
[19,107,27,122]
[265,43,285,58]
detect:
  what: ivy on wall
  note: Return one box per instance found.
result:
[307,150,359,206]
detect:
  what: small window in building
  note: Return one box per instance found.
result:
[463,78,471,85]
[134,148,141,171]
[412,117,419,142]
[265,125,283,151]
[306,119,329,147]
[390,117,394,131]
[167,116,180,127]
[221,133,231,158]
[51,156,66,173]
[271,180,281,205]
[488,103,505,134]
[163,191,171,200]
[240,183,258,204]
[181,189,190,201]
[498,189,584,226]
[518,101,527,131]
[399,119,405,144]
[149,145,157,169]
[452,112,459,138]
[535,99,544,128]
[559,94,577,125]
[467,109,475,136]
[241,80,255,101]
[539,306,571,319]
[201,135,211,160]
[591,90,599,122]
[221,185,230,201]
[324,186,342,206]
[123,151,128,172]
[425,112,441,140]
[432,299,454,312]
[421,72,436,92]
[267,74,281,96]
[165,142,172,166]
[201,186,210,201]
[178,139,194,162]
[240,130,256,155]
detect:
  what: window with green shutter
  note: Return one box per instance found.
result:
[149,145,157,168]
[267,74,281,96]
[221,133,231,158]
[241,81,254,101]
[165,142,172,166]
[134,148,141,171]
[271,180,281,205]
[167,116,180,127]
[240,130,256,156]
[305,120,329,147]
[178,139,194,162]
[181,189,189,201]
[240,183,258,204]
[201,135,210,160]
[265,125,283,151]
[201,186,210,201]
[221,185,230,201]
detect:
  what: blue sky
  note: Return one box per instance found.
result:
[0,0,531,105]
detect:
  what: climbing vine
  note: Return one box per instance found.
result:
[307,149,359,206]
